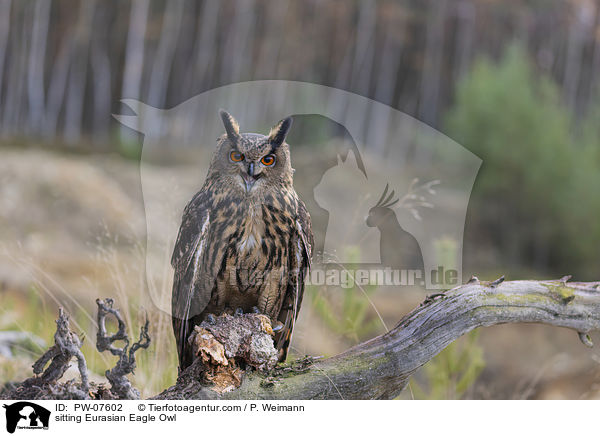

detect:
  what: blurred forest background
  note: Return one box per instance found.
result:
[1,0,600,399]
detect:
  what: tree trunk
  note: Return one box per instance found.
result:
[184,0,220,92]
[27,0,51,134]
[90,5,111,144]
[0,0,12,128]
[64,1,95,143]
[147,0,185,109]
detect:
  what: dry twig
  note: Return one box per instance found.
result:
[95,298,150,399]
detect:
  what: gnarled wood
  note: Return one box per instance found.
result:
[154,277,600,399]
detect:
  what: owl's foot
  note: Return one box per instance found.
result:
[251,306,260,314]
[206,314,217,324]
[272,321,284,332]
[234,307,244,317]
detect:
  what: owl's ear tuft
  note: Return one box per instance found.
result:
[219,109,241,143]
[268,116,293,148]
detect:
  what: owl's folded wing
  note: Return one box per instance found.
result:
[171,191,212,368]
[296,198,314,268]
[293,198,314,323]
[276,199,314,360]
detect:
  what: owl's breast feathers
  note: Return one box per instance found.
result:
[171,180,313,368]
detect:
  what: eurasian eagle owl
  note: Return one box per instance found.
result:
[171,110,313,371]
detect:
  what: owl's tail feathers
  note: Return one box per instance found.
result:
[275,261,308,362]
[275,300,297,362]
[276,322,294,362]
[172,316,196,372]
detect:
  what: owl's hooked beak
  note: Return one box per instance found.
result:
[241,163,261,193]
[241,173,256,192]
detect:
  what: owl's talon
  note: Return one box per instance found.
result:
[206,314,216,324]
[251,306,260,314]
[234,307,244,317]
[272,321,284,332]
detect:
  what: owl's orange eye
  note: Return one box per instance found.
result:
[230,151,244,162]
[261,154,276,166]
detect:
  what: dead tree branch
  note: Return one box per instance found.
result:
[32,307,89,393]
[95,298,150,399]
[0,308,90,400]
[154,277,600,400]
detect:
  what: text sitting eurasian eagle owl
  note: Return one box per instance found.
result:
[171,110,313,371]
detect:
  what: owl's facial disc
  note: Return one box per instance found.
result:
[221,122,290,194]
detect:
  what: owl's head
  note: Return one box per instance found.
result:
[210,110,294,194]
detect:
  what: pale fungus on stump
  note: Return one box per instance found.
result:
[189,313,279,393]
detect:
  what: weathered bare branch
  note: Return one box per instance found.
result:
[0,308,90,400]
[32,307,89,393]
[95,298,150,399]
[154,277,600,400]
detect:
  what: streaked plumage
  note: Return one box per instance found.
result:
[171,110,313,371]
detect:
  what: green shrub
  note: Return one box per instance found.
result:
[445,43,600,278]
